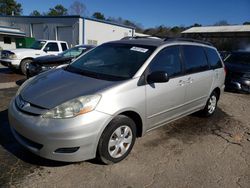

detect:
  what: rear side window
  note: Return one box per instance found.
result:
[45,42,59,52]
[149,46,182,78]
[61,43,68,51]
[182,45,209,74]
[205,48,223,69]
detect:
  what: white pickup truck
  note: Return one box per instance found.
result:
[0,40,68,74]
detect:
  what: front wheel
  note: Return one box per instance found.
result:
[199,91,218,117]
[97,115,136,164]
[20,59,33,75]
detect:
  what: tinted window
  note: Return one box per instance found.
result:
[225,53,250,64]
[61,43,68,51]
[182,45,209,74]
[205,48,223,69]
[61,46,88,58]
[149,46,182,77]
[45,42,59,52]
[67,43,156,80]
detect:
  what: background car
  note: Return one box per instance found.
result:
[224,51,250,93]
[0,40,68,75]
[26,45,94,78]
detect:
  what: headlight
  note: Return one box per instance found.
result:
[9,53,17,59]
[42,95,101,119]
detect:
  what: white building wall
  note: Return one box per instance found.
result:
[84,19,134,45]
[0,35,16,50]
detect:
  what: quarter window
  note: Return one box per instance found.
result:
[182,45,209,74]
[60,43,68,51]
[205,47,223,69]
[149,46,182,78]
[44,42,59,52]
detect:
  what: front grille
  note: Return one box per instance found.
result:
[15,95,47,115]
[13,129,43,150]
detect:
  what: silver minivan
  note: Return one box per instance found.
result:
[9,38,225,164]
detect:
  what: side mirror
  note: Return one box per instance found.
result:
[43,47,49,53]
[147,71,169,83]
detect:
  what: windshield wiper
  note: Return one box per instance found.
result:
[65,65,128,81]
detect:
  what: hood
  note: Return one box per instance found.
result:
[9,48,39,54]
[33,55,72,65]
[20,68,119,109]
[225,62,250,73]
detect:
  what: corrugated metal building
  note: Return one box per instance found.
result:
[182,25,250,37]
[0,16,135,47]
[182,25,250,50]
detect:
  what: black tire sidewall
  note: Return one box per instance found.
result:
[98,115,136,164]
[20,59,32,75]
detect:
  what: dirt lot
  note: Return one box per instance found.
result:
[0,66,250,188]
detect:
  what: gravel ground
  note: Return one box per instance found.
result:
[0,86,249,188]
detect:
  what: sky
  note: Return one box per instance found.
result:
[17,0,250,28]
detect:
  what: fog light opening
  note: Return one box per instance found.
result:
[54,147,80,153]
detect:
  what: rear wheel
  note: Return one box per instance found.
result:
[20,59,32,75]
[97,115,136,164]
[199,91,218,117]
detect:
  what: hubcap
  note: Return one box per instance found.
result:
[208,95,217,114]
[108,125,133,158]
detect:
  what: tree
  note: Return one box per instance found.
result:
[47,4,68,16]
[243,21,250,25]
[30,10,41,16]
[69,0,86,16]
[0,0,22,15]
[214,20,229,26]
[92,12,105,20]
[191,23,202,27]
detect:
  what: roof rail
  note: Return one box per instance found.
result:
[164,37,213,46]
[121,36,162,40]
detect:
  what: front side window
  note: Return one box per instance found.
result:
[67,43,156,80]
[44,42,59,52]
[182,45,209,74]
[205,47,223,69]
[149,46,182,78]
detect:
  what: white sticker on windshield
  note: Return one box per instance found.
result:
[130,46,149,53]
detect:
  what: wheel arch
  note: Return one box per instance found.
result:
[118,111,143,138]
[212,87,221,100]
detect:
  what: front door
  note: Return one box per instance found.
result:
[146,46,186,129]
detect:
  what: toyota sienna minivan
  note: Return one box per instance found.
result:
[9,37,225,164]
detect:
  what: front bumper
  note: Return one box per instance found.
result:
[225,78,250,93]
[0,59,21,68]
[8,98,113,162]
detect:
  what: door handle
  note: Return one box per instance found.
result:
[178,80,185,86]
[186,77,193,84]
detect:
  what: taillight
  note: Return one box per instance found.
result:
[224,67,227,75]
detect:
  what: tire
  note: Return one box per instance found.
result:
[199,91,218,117]
[97,115,136,164]
[20,59,33,75]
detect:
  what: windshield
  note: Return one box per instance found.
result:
[30,41,46,50]
[60,46,88,58]
[66,43,156,80]
[225,53,250,64]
